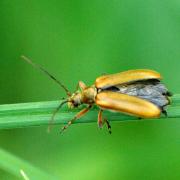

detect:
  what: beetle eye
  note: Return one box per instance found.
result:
[73,101,78,107]
[70,100,77,107]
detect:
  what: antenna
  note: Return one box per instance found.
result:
[21,55,71,96]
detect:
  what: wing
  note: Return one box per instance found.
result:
[104,80,170,109]
[95,91,161,118]
[95,69,161,89]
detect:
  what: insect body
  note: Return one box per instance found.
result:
[21,56,171,133]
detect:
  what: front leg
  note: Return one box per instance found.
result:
[60,105,92,133]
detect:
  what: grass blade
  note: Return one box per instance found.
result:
[0,148,58,179]
[0,94,179,129]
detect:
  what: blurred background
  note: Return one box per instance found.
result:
[0,0,180,179]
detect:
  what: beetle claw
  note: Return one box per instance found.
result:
[162,110,168,117]
[60,121,72,134]
[104,118,112,134]
[60,126,67,134]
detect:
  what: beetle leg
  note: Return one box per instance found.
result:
[98,109,111,134]
[162,107,168,117]
[162,110,168,117]
[79,81,87,91]
[60,105,92,133]
[75,81,87,91]
[160,105,168,117]
[98,109,103,128]
[104,118,112,134]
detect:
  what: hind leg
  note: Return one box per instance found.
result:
[98,109,111,134]
[162,109,168,117]
[161,106,168,117]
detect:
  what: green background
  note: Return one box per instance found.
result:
[0,0,180,179]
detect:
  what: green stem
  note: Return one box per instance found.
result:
[0,148,58,179]
[0,94,179,129]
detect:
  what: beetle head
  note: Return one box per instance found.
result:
[68,92,83,108]
[68,86,97,108]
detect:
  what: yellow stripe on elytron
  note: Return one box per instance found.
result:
[95,91,161,118]
[95,69,161,88]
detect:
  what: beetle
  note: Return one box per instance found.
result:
[21,56,171,134]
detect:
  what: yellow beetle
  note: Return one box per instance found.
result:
[21,56,171,133]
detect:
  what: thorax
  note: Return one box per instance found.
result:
[81,86,97,104]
